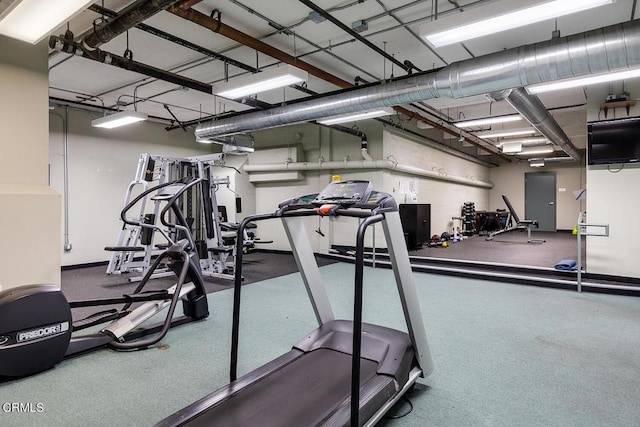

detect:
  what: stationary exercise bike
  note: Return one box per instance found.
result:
[0,177,210,378]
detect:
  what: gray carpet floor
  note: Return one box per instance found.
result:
[410,231,585,269]
[2,262,639,426]
[62,251,335,320]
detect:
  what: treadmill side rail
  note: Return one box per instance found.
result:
[382,211,434,376]
[282,216,335,325]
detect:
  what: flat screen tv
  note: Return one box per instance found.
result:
[587,117,640,165]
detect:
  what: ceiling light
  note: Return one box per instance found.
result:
[420,0,614,48]
[352,20,368,33]
[477,129,537,139]
[502,142,523,153]
[454,115,522,128]
[526,68,640,94]
[197,134,255,154]
[520,146,555,155]
[309,11,326,23]
[195,136,214,144]
[91,111,148,129]
[529,159,546,167]
[497,137,549,146]
[316,108,394,125]
[214,65,308,99]
[0,0,95,44]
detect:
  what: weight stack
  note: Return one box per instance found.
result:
[462,202,476,236]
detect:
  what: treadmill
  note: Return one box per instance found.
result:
[156,180,433,427]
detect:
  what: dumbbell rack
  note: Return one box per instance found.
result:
[462,202,476,236]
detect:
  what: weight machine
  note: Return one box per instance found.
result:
[105,153,259,282]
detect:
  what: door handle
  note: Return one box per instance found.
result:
[548,201,554,205]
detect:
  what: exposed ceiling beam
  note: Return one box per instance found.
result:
[168,6,354,88]
[297,0,416,73]
[168,5,508,159]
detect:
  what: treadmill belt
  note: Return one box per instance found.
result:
[186,348,379,427]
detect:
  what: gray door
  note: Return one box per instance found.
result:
[524,172,556,232]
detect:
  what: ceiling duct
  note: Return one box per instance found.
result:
[205,134,255,155]
[503,88,581,161]
[195,19,640,141]
[170,6,508,159]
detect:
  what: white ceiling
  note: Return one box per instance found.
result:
[46,0,639,162]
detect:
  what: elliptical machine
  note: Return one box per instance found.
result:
[0,177,210,378]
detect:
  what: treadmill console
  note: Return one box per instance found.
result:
[277,180,396,214]
[312,180,373,206]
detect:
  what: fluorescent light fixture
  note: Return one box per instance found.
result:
[527,68,640,94]
[520,146,555,155]
[196,133,255,154]
[92,111,148,129]
[502,142,523,153]
[0,0,95,44]
[420,0,614,48]
[477,129,537,139]
[454,115,522,128]
[529,159,546,167]
[317,108,394,125]
[196,136,214,144]
[497,137,548,146]
[214,65,308,99]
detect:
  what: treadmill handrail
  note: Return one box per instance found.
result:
[231,213,278,381]
[351,213,384,427]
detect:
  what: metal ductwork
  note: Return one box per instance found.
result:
[170,6,508,158]
[82,0,186,51]
[504,88,582,161]
[196,20,640,142]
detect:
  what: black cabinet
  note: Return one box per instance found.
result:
[399,204,431,250]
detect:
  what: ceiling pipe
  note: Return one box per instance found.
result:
[324,124,371,160]
[381,118,498,167]
[169,6,506,159]
[297,0,415,73]
[50,35,213,94]
[49,37,281,111]
[88,4,257,74]
[52,37,375,143]
[82,0,186,51]
[193,19,640,142]
[243,160,494,189]
[504,88,582,161]
[168,6,353,88]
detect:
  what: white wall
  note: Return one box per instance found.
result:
[489,161,585,230]
[585,81,640,278]
[241,122,494,253]
[383,129,491,236]
[49,107,213,266]
[217,154,255,224]
[244,122,387,253]
[1,36,61,290]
